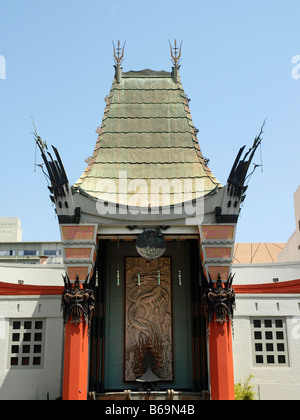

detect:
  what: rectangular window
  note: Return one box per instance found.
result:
[43,250,62,256]
[251,318,289,367]
[0,250,15,256]
[8,319,45,369]
[18,250,39,256]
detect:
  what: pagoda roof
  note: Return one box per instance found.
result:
[74,68,221,206]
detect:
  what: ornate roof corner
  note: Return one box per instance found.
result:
[113,40,126,83]
[215,119,266,223]
[169,39,182,83]
[227,119,266,200]
[33,121,81,224]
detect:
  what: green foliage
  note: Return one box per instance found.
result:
[235,375,256,400]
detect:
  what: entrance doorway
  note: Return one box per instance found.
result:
[124,257,173,382]
[89,238,208,393]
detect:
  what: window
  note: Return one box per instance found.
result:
[8,319,45,369]
[18,250,39,256]
[251,318,289,366]
[43,250,62,256]
[0,250,15,256]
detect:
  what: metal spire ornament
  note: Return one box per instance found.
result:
[169,39,182,67]
[113,40,126,67]
[113,40,126,83]
[168,39,182,83]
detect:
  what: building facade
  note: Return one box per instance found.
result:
[1,241,300,400]
[0,218,22,243]
[0,240,63,265]
[233,261,300,400]
[0,43,299,400]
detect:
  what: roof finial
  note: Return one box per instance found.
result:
[113,40,126,83]
[169,40,182,83]
[113,40,126,68]
[169,39,182,68]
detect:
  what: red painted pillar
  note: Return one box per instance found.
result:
[62,319,89,400]
[60,224,97,400]
[209,317,235,400]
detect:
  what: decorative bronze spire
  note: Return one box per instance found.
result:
[113,40,126,67]
[169,40,182,82]
[113,40,126,83]
[169,39,182,67]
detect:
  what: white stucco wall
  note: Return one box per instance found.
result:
[233,294,300,400]
[232,261,300,285]
[0,295,64,400]
[0,264,65,286]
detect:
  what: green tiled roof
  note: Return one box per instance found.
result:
[74,69,221,206]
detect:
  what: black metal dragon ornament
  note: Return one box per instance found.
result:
[203,273,236,326]
[62,274,95,328]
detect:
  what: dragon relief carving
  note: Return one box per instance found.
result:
[125,257,173,382]
[203,274,236,326]
[134,329,164,380]
[62,274,95,328]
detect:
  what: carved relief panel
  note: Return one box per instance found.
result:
[124,257,173,382]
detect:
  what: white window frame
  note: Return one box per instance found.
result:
[8,318,45,369]
[251,317,289,367]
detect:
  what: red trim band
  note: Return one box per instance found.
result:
[234,279,300,294]
[1,279,300,296]
[0,282,64,296]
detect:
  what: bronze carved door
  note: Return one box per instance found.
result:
[124,257,173,382]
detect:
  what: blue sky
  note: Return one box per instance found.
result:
[0,0,299,243]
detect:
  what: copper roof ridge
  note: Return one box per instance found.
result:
[122,69,172,78]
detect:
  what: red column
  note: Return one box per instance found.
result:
[62,319,89,400]
[208,317,235,401]
[60,224,97,400]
